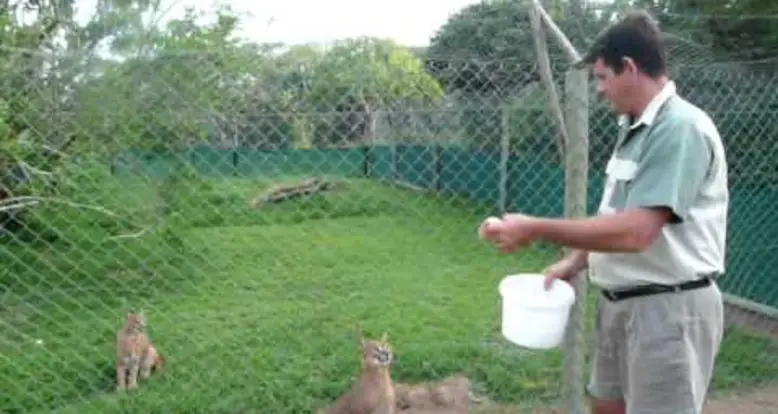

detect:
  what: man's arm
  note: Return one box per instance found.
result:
[523,115,712,253]
[566,248,589,271]
[527,207,672,253]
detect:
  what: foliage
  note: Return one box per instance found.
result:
[309,37,444,146]
[0,0,445,239]
[310,37,442,106]
[3,0,776,198]
[616,0,778,63]
[422,0,604,152]
[425,0,602,97]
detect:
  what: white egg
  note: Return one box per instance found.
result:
[479,217,502,239]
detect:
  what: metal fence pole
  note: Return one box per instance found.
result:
[562,68,590,414]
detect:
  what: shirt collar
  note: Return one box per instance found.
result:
[618,80,676,130]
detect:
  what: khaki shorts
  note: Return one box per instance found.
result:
[587,282,724,414]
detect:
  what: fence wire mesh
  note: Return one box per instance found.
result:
[2,3,778,414]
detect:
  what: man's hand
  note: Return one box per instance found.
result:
[481,213,539,254]
[542,255,585,290]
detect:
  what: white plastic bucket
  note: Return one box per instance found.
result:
[498,273,576,349]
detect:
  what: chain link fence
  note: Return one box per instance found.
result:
[2,4,778,414]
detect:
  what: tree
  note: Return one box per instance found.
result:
[306,36,444,146]
[0,0,154,226]
[72,5,284,154]
[421,0,604,154]
[426,0,601,97]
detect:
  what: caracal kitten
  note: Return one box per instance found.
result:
[319,329,396,414]
[115,311,164,391]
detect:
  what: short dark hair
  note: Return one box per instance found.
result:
[576,10,667,78]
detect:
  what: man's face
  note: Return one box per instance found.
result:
[592,57,633,115]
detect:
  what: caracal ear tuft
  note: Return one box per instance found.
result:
[380,332,389,343]
[357,326,365,346]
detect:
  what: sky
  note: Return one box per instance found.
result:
[72,0,485,47]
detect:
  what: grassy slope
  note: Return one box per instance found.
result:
[1,171,777,413]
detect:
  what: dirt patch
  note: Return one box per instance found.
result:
[471,403,559,413]
[464,302,778,413]
[704,385,778,414]
[466,382,778,414]
[724,301,778,340]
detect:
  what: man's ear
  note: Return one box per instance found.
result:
[622,56,638,76]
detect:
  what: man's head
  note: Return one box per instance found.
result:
[576,10,667,116]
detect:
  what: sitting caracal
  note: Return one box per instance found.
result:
[318,329,396,414]
[116,311,164,391]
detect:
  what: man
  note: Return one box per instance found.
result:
[480,10,729,414]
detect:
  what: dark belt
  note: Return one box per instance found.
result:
[600,273,718,302]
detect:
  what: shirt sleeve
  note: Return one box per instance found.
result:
[624,116,713,223]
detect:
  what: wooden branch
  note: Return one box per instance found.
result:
[106,227,151,241]
[0,200,40,213]
[248,177,336,208]
[529,2,568,159]
[531,0,582,63]
[17,161,52,177]
[47,134,76,159]
[0,195,122,218]
[0,195,153,243]
[389,179,425,192]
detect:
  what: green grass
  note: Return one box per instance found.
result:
[2,168,778,413]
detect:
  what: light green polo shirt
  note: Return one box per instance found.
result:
[588,81,729,289]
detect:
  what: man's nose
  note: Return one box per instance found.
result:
[595,86,605,100]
